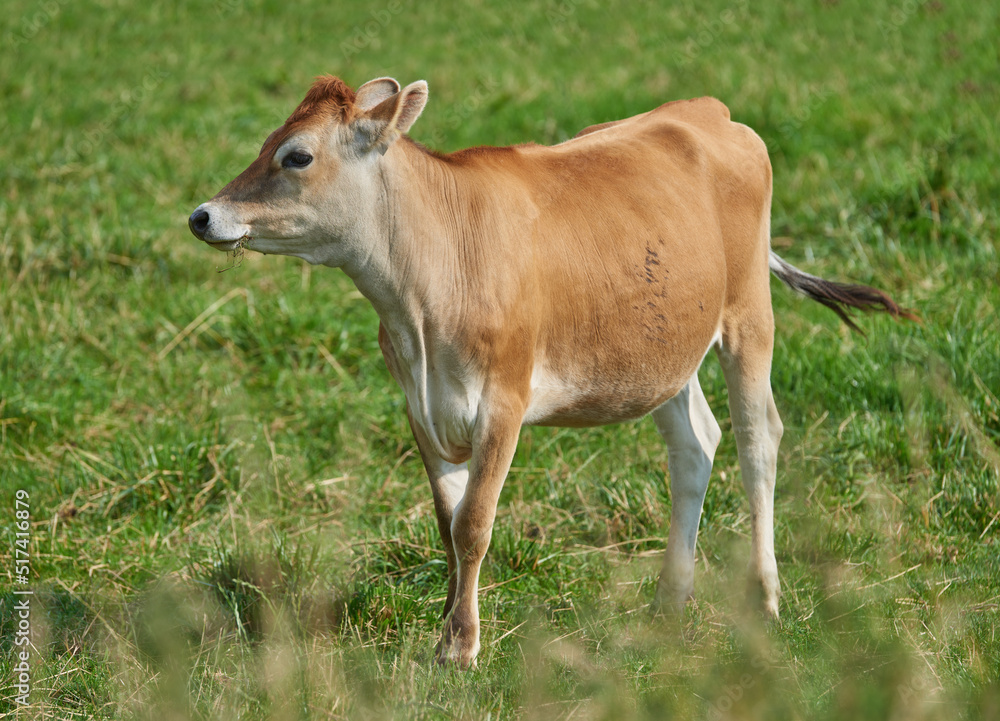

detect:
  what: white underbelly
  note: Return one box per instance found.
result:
[523,331,720,427]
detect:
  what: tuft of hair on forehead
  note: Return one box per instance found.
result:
[285,75,358,124]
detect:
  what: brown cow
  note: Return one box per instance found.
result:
[188,75,911,667]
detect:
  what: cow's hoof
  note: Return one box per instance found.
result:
[435,623,480,670]
[652,583,693,617]
[746,576,780,622]
[435,641,478,670]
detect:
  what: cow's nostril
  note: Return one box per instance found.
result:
[189,208,210,238]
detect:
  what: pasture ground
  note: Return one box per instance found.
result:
[2,0,999,718]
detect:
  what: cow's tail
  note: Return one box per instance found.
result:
[768,251,917,334]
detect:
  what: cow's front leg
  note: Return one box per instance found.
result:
[407,407,468,620]
[434,408,522,669]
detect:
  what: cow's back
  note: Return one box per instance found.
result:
[508,98,771,426]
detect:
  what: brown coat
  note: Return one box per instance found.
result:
[189,75,910,667]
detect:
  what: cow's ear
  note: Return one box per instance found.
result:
[354,77,400,111]
[352,80,428,155]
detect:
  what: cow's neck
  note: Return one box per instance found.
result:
[339,140,488,457]
[341,139,477,341]
[340,141,478,375]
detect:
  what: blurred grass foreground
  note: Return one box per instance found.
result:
[2,0,999,718]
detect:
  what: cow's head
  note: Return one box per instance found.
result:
[188,75,427,266]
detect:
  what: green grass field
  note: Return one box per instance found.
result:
[2,0,999,718]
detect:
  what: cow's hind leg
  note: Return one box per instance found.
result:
[718,318,783,618]
[651,372,722,612]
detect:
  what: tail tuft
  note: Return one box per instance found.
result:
[769,251,917,334]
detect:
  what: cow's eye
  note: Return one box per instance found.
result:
[282,151,313,169]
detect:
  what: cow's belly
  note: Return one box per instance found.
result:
[523,378,681,427]
[523,367,693,429]
[523,327,721,428]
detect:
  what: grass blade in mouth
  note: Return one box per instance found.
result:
[217,236,249,273]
